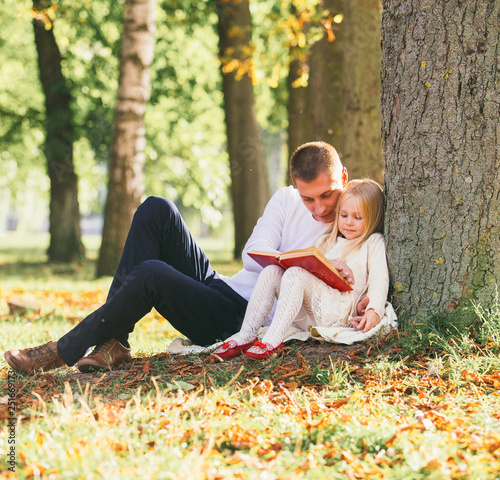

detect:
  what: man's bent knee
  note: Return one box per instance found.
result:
[134,196,179,223]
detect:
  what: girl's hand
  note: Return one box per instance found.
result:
[355,296,370,316]
[351,309,380,333]
[330,259,355,284]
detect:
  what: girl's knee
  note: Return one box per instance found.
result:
[282,266,310,283]
[283,266,305,276]
[262,265,284,278]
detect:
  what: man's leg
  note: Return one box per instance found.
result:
[105,196,215,347]
[107,196,214,300]
[4,196,231,374]
[57,260,247,366]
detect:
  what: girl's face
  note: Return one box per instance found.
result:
[338,196,365,240]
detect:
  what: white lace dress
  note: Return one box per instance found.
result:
[226,233,390,348]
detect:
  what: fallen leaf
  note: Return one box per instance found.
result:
[341,449,356,464]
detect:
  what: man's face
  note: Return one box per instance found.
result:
[295,172,343,223]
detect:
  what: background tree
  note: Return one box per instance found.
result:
[217,0,270,258]
[96,0,157,277]
[0,1,237,251]
[285,0,382,183]
[287,0,343,176]
[32,0,84,262]
[3,0,387,263]
[342,0,383,182]
[382,0,500,317]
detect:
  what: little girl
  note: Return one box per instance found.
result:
[214,179,389,360]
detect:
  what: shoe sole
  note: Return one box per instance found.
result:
[78,364,112,373]
[77,360,129,373]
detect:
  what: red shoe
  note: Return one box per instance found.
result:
[245,341,284,360]
[213,338,257,359]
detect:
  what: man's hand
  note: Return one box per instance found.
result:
[329,259,354,285]
[351,309,380,333]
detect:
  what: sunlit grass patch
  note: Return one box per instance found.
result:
[4,373,500,479]
[1,237,500,478]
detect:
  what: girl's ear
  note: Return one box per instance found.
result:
[342,167,348,186]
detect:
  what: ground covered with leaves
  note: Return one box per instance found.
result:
[1,270,500,479]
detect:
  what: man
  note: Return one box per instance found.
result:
[4,141,367,375]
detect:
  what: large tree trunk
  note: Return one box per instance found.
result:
[342,0,383,182]
[96,0,156,277]
[288,0,343,183]
[382,1,500,317]
[33,1,84,262]
[217,0,270,258]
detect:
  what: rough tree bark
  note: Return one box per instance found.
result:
[382,0,500,317]
[96,0,156,277]
[217,0,270,258]
[33,1,84,262]
[342,0,383,182]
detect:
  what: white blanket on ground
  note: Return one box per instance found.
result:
[167,302,398,355]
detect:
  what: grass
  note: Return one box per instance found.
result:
[1,232,500,479]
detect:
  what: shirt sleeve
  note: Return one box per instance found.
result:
[240,188,290,273]
[364,234,390,319]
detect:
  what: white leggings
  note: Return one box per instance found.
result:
[229,265,352,347]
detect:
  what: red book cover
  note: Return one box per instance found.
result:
[248,246,353,292]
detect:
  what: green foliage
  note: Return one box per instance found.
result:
[0,0,47,226]
[0,0,340,232]
[0,0,115,219]
[146,8,229,227]
[471,292,500,350]
[0,0,232,227]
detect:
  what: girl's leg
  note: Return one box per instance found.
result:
[222,265,284,346]
[255,267,314,349]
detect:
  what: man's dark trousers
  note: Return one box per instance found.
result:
[57,196,247,366]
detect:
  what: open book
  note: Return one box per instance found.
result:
[248,246,353,292]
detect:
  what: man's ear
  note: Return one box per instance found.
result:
[342,167,348,186]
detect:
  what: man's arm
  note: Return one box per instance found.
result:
[240,189,289,273]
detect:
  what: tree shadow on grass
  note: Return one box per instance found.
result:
[0,259,100,282]
[1,339,376,415]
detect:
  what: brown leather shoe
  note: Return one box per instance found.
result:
[77,339,132,373]
[4,341,65,375]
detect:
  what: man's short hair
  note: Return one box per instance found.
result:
[289,141,343,184]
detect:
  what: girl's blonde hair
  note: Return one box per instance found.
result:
[315,179,384,259]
